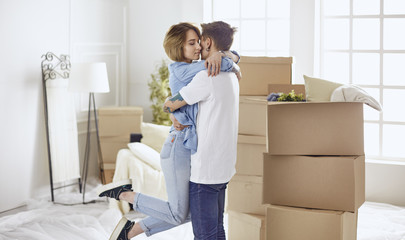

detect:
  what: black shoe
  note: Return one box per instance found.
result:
[109,217,134,240]
[97,179,132,200]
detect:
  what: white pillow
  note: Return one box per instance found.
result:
[303,75,343,102]
[140,122,171,152]
[331,85,383,111]
[127,142,161,171]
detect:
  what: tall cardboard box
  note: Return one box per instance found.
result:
[98,106,143,137]
[265,205,357,240]
[262,154,365,212]
[239,56,292,96]
[98,106,143,184]
[227,175,265,215]
[236,135,267,176]
[267,102,364,155]
[102,163,115,184]
[239,96,268,136]
[100,136,130,163]
[228,211,265,240]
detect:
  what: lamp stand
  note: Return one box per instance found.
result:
[82,92,105,204]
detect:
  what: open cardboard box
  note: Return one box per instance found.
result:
[268,83,306,96]
[239,84,305,136]
[265,204,358,240]
[267,102,364,155]
[239,56,293,96]
[263,154,365,212]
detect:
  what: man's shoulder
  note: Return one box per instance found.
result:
[217,71,237,80]
[193,70,209,79]
[194,70,234,78]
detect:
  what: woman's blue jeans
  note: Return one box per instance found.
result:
[133,130,191,236]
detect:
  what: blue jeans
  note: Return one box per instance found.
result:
[189,181,228,240]
[132,130,191,236]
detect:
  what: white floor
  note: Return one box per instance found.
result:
[0,184,405,240]
[0,183,195,240]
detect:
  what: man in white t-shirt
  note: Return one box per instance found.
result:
[163,21,239,240]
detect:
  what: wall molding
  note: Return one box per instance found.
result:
[69,1,129,123]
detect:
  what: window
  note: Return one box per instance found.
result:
[320,0,405,161]
[204,0,291,57]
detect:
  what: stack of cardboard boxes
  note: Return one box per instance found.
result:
[98,106,143,184]
[227,56,365,240]
[263,101,365,240]
[227,56,293,240]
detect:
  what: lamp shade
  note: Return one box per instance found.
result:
[69,62,110,93]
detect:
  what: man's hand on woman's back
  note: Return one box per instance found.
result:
[204,51,223,76]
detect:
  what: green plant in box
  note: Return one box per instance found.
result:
[148,60,172,126]
[277,90,305,102]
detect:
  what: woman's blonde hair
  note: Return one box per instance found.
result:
[163,22,201,62]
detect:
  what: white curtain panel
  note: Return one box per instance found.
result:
[46,78,80,183]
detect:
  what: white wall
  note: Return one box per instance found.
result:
[0,0,70,212]
[70,0,130,182]
[0,0,130,212]
[366,161,405,207]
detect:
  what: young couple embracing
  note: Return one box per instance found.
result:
[98,20,240,240]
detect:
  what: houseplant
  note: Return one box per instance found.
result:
[148,60,172,126]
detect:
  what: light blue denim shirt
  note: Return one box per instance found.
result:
[169,52,239,154]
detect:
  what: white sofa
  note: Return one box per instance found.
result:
[109,122,171,213]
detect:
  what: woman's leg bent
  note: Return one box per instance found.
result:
[132,130,191,230]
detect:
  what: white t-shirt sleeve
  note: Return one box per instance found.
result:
[179,71,212,105]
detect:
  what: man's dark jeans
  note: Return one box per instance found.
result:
[189,181,228,240]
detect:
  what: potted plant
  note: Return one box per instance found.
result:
[148,60,172,126]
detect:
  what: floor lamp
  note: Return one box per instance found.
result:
[68,62,110,203]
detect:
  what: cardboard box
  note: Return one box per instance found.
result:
[239,85,306,136]
[236,135,267,176]
[239,56,292,96]
[100,136,129,163]
[263,154,365,212]
[268,84,306,96]
[267,102,364,155]
[266,205,357,240]
[227,175,265,215]
[228,211,265,240]
[239,96,268,136]
[98,106,143,137]
[102,163,115,184]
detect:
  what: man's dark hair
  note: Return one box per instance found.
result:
[201,21,237,51]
